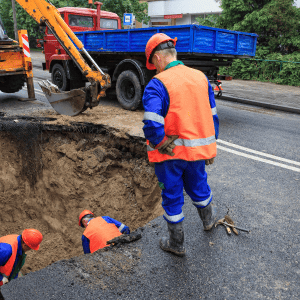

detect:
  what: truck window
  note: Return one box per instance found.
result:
[61,13,64,20]
[69,14,94,28]
[100,18,118,29]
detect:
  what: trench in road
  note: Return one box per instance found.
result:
[0,117,163,276]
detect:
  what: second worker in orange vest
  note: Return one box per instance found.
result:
[78,210,130,254]
[143,33,219,256]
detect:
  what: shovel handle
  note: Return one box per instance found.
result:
[223,221,250,233]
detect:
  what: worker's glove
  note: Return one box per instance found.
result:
[150,135,179,156]
[0,276,8,286]
[205,157,215,166]
[107,229,142,247]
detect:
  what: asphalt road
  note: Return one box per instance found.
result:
[1,65,300,299]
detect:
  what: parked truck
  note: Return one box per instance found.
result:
[0,17,35,99]
[41,4,257,111]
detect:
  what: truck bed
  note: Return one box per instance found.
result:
[76,24,257,58]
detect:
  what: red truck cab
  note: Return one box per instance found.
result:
[43,4,121,73]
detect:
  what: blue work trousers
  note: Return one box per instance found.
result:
[155,160,212,224]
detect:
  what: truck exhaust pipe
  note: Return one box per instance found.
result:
[39,80,87,116]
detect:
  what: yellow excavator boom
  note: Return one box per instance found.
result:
[15,0,111,116]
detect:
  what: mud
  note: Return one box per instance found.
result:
[0,120,163,276]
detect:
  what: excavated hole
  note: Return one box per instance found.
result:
[0,117,163,276]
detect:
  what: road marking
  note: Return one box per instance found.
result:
[218,139,300,167]
[22,87,45,96]
[218,145,300,173]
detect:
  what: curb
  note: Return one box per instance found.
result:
[218,94,300,115]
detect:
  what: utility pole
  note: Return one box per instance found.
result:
[11,0,19,42]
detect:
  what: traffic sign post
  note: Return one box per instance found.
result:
[123,13,133,26]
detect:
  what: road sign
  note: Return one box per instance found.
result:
[123,13,133,26]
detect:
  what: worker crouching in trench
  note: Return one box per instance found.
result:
[0,229,43,287]
[78,210,131,254]
[142,33,219,256]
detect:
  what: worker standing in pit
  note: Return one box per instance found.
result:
[0,229,43,286]
[79,210,130,254]
[142,33,219,257]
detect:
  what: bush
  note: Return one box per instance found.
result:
[220,46,300,86]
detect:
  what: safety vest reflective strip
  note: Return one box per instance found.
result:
[83,217,122,253]
[147,136,216,152]
[144,109,217,124]
[191,192,212,208]
[0,235,19,278]
[147,65,217,163]
[163,211,184,223]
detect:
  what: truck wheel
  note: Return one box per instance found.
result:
[0,75,26,93]
[51,63,70,91]
[116,70,142,110]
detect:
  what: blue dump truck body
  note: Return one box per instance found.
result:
[75,24,257,57]
[47,24,257,110]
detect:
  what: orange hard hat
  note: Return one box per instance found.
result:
[22,229,43,251]
[145,33,177,70]
[78,209,94,227]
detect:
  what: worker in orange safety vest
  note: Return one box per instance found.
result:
[79,210,130,254]
[0,229,43,286]
[142,33,219,256]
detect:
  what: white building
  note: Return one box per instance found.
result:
[294,0,300,7]
[146,0,222,26]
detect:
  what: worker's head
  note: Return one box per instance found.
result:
[21,229,43,252]
[145,33,177,73]
[79,210,95,228]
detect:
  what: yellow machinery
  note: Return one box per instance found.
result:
[0,17,35,99]
[15,0,111,116]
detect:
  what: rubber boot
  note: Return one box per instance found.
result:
[159,221,186,257]
[197,203,217,231]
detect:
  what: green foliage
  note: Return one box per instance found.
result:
[0,0,149,42]
[101,0,149,25]
[218,0,300,54]
[195,14,220,28]
[220,46,300,86]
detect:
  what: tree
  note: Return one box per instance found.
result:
[0,0,149,44]
[195,14,221,28]
[101,0,149,24]
[218,0,300,54]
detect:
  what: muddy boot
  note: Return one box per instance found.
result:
[159,222,186,257]
[197,203,217,231]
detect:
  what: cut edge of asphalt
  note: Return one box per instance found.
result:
[218,94,300,115]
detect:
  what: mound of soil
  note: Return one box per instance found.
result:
[0,125,163,275]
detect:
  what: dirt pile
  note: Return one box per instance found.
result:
[0,122,163,275]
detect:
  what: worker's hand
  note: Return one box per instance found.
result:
[205,157,215,166]
[155,135,179,156]
[0,276,9,286]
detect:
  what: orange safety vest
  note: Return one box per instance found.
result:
[0,235,19,278]
[83,217,122,253]
[147,65,217,163]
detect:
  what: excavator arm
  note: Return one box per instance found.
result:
[15,0,111,116]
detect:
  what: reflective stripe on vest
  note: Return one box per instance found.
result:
[0,235,19,278]
[191,191,212,208]
[147,65,217,163]
[83,217,122,253]
[118,223,125,232]
[211,107,217,116]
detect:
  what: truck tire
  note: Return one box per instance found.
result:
[51,63,70,91]
[0,74,26,93]
[116,70,142,110]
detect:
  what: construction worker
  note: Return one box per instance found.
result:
[0,229,43,286]
[79,210,130,254]
[142,33,219,256]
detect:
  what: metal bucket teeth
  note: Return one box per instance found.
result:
[38,80,87,116]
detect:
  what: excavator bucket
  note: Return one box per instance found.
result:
[39,80,87,116]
